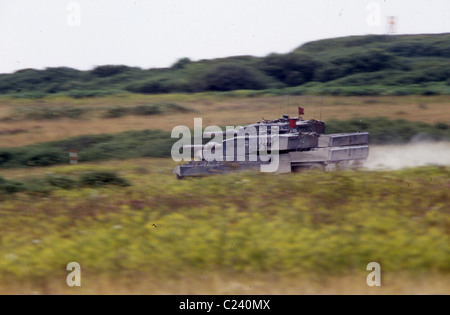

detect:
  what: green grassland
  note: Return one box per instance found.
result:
[0,159,448,293]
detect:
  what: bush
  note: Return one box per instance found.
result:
[11,91,47,99]
[0,152,13,166]
[0,181,25,194]
[132,104,163,116]
[45,175,78,189]
[200,64,269,91]
[79,171,130,188]
[259,53,317,86]
[103,103,190,118]
[127,79,171,94]
[91,65,134,77]
[0,172,131,196]
[23,149,67,167]
[0,177,25,194]
[103,107,129,118]
[20,178,54,195]
[15,107,86,120]
[171,57,192,70]
[0,176,53,195]
[65,89,123,98]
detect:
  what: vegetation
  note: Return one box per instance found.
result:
[0,129,174,169]
[5,102,190,121]
[78,171,130,188]
[11,106,87,120]
[1,34,449,97]
[0,117,448,169]
[103,102,191,118]
[0,32,448,293]
[0,161,448,289]
[0,171,129,195]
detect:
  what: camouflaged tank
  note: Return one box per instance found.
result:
[174,113,369,178]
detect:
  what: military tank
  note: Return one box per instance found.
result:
[173,109,369,178]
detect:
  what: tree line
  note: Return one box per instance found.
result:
[1,34,449,97]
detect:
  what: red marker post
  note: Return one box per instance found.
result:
[69,149,78,165]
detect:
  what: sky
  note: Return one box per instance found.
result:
[0,0,449,74]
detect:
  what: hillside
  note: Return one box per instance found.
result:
[1,34,449,98]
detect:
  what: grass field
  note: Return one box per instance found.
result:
[0,94,449,148]
[0,94,449,295]
[0,158,449,294]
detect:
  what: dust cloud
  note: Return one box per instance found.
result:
[364,142,450,170]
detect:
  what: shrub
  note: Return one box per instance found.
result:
[65,89,123,98]
[0,172,131,196]
[132,104,162,116]
[0,176,25,194]
[259,52,317,86]
[103,107,129,118]
[11,91,47,99]
[0,180,25,194]
[91,65,133,77]
[16,107,86,120]
[23,149,66,167]
[79,171,130,188]
[0,152,13,166]
[45,175,78,189]
[103,103,189,118]
[171,57,192,70]
[20,178,53,195]
[200,64,269,91]
[127,79,171,94]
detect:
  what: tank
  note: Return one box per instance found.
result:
[173,112,369,178]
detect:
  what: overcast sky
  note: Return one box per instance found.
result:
[0,0,449,74]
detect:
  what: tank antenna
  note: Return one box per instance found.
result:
[286,95,291,117]
[319,95,323,121]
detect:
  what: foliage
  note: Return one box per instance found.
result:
[103,102,190,118]
[0,129,175,169]
[198,64,269,91]
[5,102,190,121]
[45,174,78,190]
[12,106,87,120]
[1,34,450,97]
[0,171,129,195]
[0,164,448,282]
[79,171,130,187]
[0,118,448,169]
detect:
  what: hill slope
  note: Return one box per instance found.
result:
[1,34,449,97]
